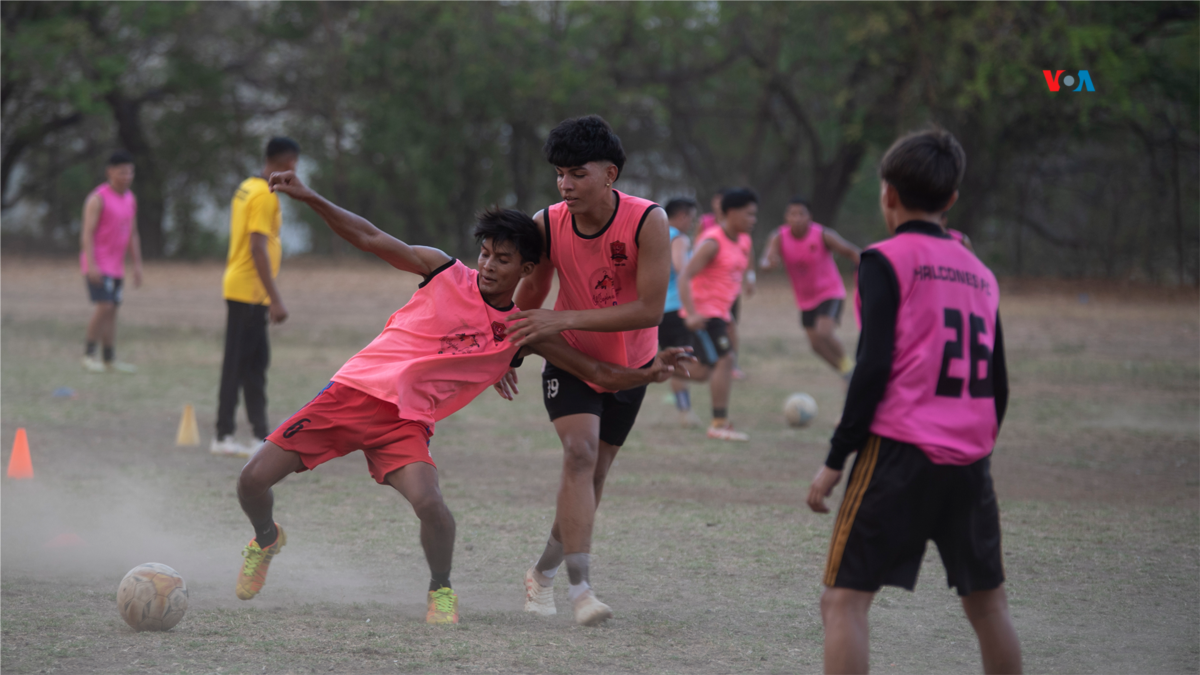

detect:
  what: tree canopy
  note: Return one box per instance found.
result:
[3,1,1196,282]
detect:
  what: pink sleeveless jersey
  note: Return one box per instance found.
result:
[546,190,661,392]
[79,183,136,278]
[683,227,750,322]
[864,232,1001,465]
[779,223,846,311]
[331,260,520,430]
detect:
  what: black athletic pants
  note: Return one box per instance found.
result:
[216,300,271,439]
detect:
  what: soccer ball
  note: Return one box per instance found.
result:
[117,563,188,631]
[783,393,818,427]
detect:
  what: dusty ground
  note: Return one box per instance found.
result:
[1,256,1197,674]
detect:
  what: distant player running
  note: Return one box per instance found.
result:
[79,150,143,374]
[761,197,861,383]
[657,197,705,427]
[505,116,671,625]
[234,171,688,625]
[677,188,757,441]
[808,128,1021,673]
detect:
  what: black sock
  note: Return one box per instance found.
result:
[85,341,97,357]
[674,389,691,411]
[102,346,115,363]
[564,552,589,586]
[429,571,451,591]
[253,521,277,548]
[712,407,728,420]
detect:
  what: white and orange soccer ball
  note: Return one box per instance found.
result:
[783,393,818,427]
[117,563,188,631]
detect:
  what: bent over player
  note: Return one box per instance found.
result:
[234,171,688,624]
[505,115,671,625]
[807,128,1022,673]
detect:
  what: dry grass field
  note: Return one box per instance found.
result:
[2,257,1197,674]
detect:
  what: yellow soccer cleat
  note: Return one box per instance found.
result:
[236,524,286,600]
[427,587,459,624]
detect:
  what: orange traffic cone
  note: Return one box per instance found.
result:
[7,428,33,479]
[176,404,200,446]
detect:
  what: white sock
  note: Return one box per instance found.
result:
[539,565,558,580]
[568,581,591,603]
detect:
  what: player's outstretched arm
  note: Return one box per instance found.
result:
[823,229,862,265]
[526,334,694,391]
[507,208,671,346]
[268,171,450,276]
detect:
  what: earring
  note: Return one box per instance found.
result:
[606,183,611,187]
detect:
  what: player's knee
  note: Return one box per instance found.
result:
[237,462,271,497]
[412,493,450,523]
[820,587,869,622]
[962,587,1008,623]
[561,437,599,474]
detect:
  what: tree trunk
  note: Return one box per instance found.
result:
[106,92,165,257]
[809,142,866,227]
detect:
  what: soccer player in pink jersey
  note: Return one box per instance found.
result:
[761,197,861,383]
[505,116,672,625]
[677,188,757,441]
[79,150,143,373]
[808,128,1021,674]
[233,171,689,625]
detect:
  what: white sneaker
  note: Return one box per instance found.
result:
[572,589,613,626]
[524,567,556,616]
[81,356,106,373]
[210,436,250,458]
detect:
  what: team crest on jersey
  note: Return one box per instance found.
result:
[491,321,507,342]
[610,241,628,266]
[589,266,622,307]
[439,330,483,355]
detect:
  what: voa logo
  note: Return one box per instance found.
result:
[1043,70,1095,92]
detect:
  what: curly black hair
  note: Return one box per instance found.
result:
[473,208,541,265]
[543,115,626,180]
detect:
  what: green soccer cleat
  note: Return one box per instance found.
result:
[236,524,286,600]
[427,587,459,624]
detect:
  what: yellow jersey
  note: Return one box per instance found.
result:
[223,177,282,304]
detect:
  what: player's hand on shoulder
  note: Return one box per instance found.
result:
[806,465,843,514]
[506,308,569,347]
[492,367,519,401]
[268,171,314,201]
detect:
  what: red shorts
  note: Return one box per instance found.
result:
[266,381,434,485]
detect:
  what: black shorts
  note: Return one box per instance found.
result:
[693,317,732,365]
[658,310,692,349]
[85,276,124,305]
[801,298,843,328]
[542,358,654,447]
[730,296,741,323]
[824,435,1005,597]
